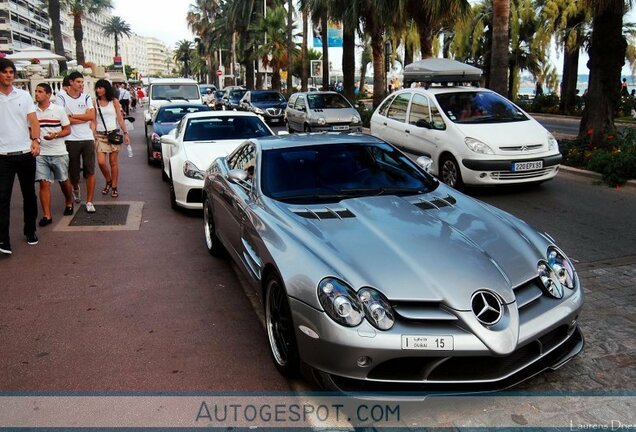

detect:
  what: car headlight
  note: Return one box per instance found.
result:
[547,246,576,290]
[254,107,264,115]
[318,278,363,327]
[537,260,564,299]
[316,117,326,126]
[465,137,495,155]
[352,116,361,124]
[548,133,559,152]
[183,160,204,180]
[357,288,395,330]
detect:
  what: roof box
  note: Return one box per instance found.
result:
[403,59,482,84]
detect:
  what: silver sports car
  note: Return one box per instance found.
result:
[202,133,584,391]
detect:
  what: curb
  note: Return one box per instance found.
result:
[559,165,636,190]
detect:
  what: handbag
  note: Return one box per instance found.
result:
[97,103,124,145]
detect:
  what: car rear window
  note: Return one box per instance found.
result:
[184,116,272,141]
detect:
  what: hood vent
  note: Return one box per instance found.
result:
[413,194,457,211]
[292,208,355,220]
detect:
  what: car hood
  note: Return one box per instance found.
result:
[153,122,178,136]
[275,192,544,311]
[453,119,549,150]
[183,140,244,170]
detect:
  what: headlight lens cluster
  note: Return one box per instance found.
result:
[465,137,495,154]
[548,133,559,152]
[352,116,361,124]
[316,117,327,126]
[318,278,395,330]
[183,160,205,179]
[253,107,264,115]
[538,246,576,298]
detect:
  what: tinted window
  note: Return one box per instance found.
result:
[151,84,200,100]
[435,91,528,123]
[294,97,306,111]
[252,92,286,102]
[409,94,431,125]
[229,89,247,99]
[156,106,208,123]
[184,116,272,141]
[378,94,396,117]
[387,93,411,122]
[306,93,352,109]
[288,94,298,107]
[228,144,256,170]
[261,142,436,203]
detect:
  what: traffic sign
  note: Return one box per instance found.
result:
[217,69,222,76]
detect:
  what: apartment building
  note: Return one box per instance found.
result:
[145,36,172,76]
[0,0,51,53]
[61,9,115,67]
[121,32,148,77]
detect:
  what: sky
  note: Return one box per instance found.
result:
[112,0,635,77]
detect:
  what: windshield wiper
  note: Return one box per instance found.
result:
[171,97,189,101]
[340,187,423,196]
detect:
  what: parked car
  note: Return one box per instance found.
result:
[221,87,247,111]
[371,59,562,188]
[239,90,287,125]
[201,132,584,391]
[161,111,274,210]
[144,78,202,137]
[199,84,217,97]
[286,91,362,133]
[210,90,225,110]
[145,103,209,165]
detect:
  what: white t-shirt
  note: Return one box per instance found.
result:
[55,92,94,141]
[119,89,130,101]
[0,87,36,153]
[95,100,118,132]
[36,103,70,156]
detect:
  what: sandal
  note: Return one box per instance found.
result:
[102,182,112,195]
[111,187,119,198]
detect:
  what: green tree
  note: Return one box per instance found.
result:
[252,6,293,90]
[40,0,68,73]
[187,0,222,84]
[174,39,194,78]
[61,0,113,65]
[102,16,131,58]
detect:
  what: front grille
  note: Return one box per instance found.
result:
[499,144,544,152]
[491,167,556,180]
[514,279,544,311]
[266,108,283,116]
[186,188,203,203]
[392,301,458,322]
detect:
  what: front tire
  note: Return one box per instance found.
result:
[265,273,300,377]
[440,154,464,189]
[203,196,225,256]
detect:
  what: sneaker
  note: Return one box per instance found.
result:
[63,205,74,216]
[38,217,53,227]
[86,202,96,213]
[25,233,38,245]
[72,186,81,203]
[0,242,12,255]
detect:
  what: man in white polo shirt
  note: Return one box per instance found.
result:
[34,83,73,227]
[0,58,41,255]
[55,71,97,213]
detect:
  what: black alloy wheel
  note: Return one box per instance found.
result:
[203,197,225,256]
[265,273,300,377]
[440,154,464,189]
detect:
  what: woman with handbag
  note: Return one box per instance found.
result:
[93,79,129,198]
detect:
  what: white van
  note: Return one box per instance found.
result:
[144,78,202,128]
[370,60,562,188]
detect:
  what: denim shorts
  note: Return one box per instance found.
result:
[35,154,70,182]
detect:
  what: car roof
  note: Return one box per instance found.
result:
[250,90,283,94]
[397,86,493,95]
[291,91,340,97]
[251,132,385,151]
[183,110,261,120]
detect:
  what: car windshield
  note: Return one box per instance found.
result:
[252,92,286,103]
[156,106,207,123]
[306,93,351,109]
[184,116,272,141]
[229,89,247,99]
[215,90,224,98]
[151,84,200,100]
[261,142,437,204]
[435,91,528,124]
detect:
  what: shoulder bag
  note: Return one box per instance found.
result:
[97,102,124,145]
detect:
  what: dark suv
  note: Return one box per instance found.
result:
[221,87,247,110]
[239,90,287,124]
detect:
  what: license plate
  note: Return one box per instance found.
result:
[401,335,454,351]
[270,118,280,123]
[333,125,350,131]
[512,161,543,171]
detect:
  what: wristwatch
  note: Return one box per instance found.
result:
[31,137,41,144]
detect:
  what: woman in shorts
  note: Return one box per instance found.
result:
[93,79,129,198]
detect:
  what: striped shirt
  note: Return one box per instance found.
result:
[36,103,70,156]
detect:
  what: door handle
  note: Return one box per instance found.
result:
[383,122,387,126]
[405,129,410,134]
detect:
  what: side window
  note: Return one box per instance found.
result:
[233,144,255,171]
[295,96,306,111]
[378,94,396,117]
[288,94,298,108]
[409,94,431,126]
[430,104,446,130]
[227,145,246,170]
[386,93,411,123]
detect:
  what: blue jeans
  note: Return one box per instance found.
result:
[0,152,37,244]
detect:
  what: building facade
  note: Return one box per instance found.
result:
[61,9,115,67]
[145,36,172,76]
[0,0,51,53]
[121,32,148,78]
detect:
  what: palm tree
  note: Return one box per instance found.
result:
[579,0,631,146]
[490,0,510,96]
[287,0,294,92]
[42,0,68,73]
[301,2,309,90]
[174,39,194,78]
[61,0,113,65]
[252,6,292,90]
[187,0,222,84]
[102,16,131,58]
[507,0,543,100]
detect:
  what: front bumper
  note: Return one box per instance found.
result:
[173,175,204,209]
[460,154,562,185]
[310,124,363,133]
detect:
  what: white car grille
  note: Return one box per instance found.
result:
[490,167,557,180]
[266,108,283,116]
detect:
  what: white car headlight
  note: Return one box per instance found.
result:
[357,288,395,330]
[465,137,495,154]
[183,160,204,180]
[547,246,576,290]
[254,107,264,115]
[318,278,363,327]
[548,133,559,152]
[537,261,564,299]
[352,116,361,124]
[316,117,327,126]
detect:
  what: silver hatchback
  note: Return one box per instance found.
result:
[286,91,362,133]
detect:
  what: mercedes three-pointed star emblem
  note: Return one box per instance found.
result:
[471,290,503,326]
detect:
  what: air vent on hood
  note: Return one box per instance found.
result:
[413,194,457,211]
[292,208,355,220]
[392,302,458,322]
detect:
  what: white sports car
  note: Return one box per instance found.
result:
[161,111,274,209]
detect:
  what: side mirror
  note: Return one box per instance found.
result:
[160,136,177,146]
[227,168,248,184]
[415,119,432,129]
[416,156,433,173]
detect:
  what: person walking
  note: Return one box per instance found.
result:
[55,71,97,213]
[34,83,74,226]
[93,79,129,198]
[0,58,41,255]
[118,83,131,116]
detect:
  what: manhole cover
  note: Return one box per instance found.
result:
[69,204,130,226]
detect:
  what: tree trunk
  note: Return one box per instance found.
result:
[73,13,85,65]
[114,34,119,58]
[243,30,255,89]
[418,24,433,59]
[47,0,67,73]
[404,42,413,67]
[321,12,329,90]
[559,45,580,115]
[272,67,281,91]
[489,0,510,96]
[359,60,367,96]
[286,0,293,93]
[301,6,308,91]
[579,4,626,147]
[371,31,385,109]
[342,19,355,101]
[507,63,518,101]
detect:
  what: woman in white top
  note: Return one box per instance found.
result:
[93,79,129,198]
